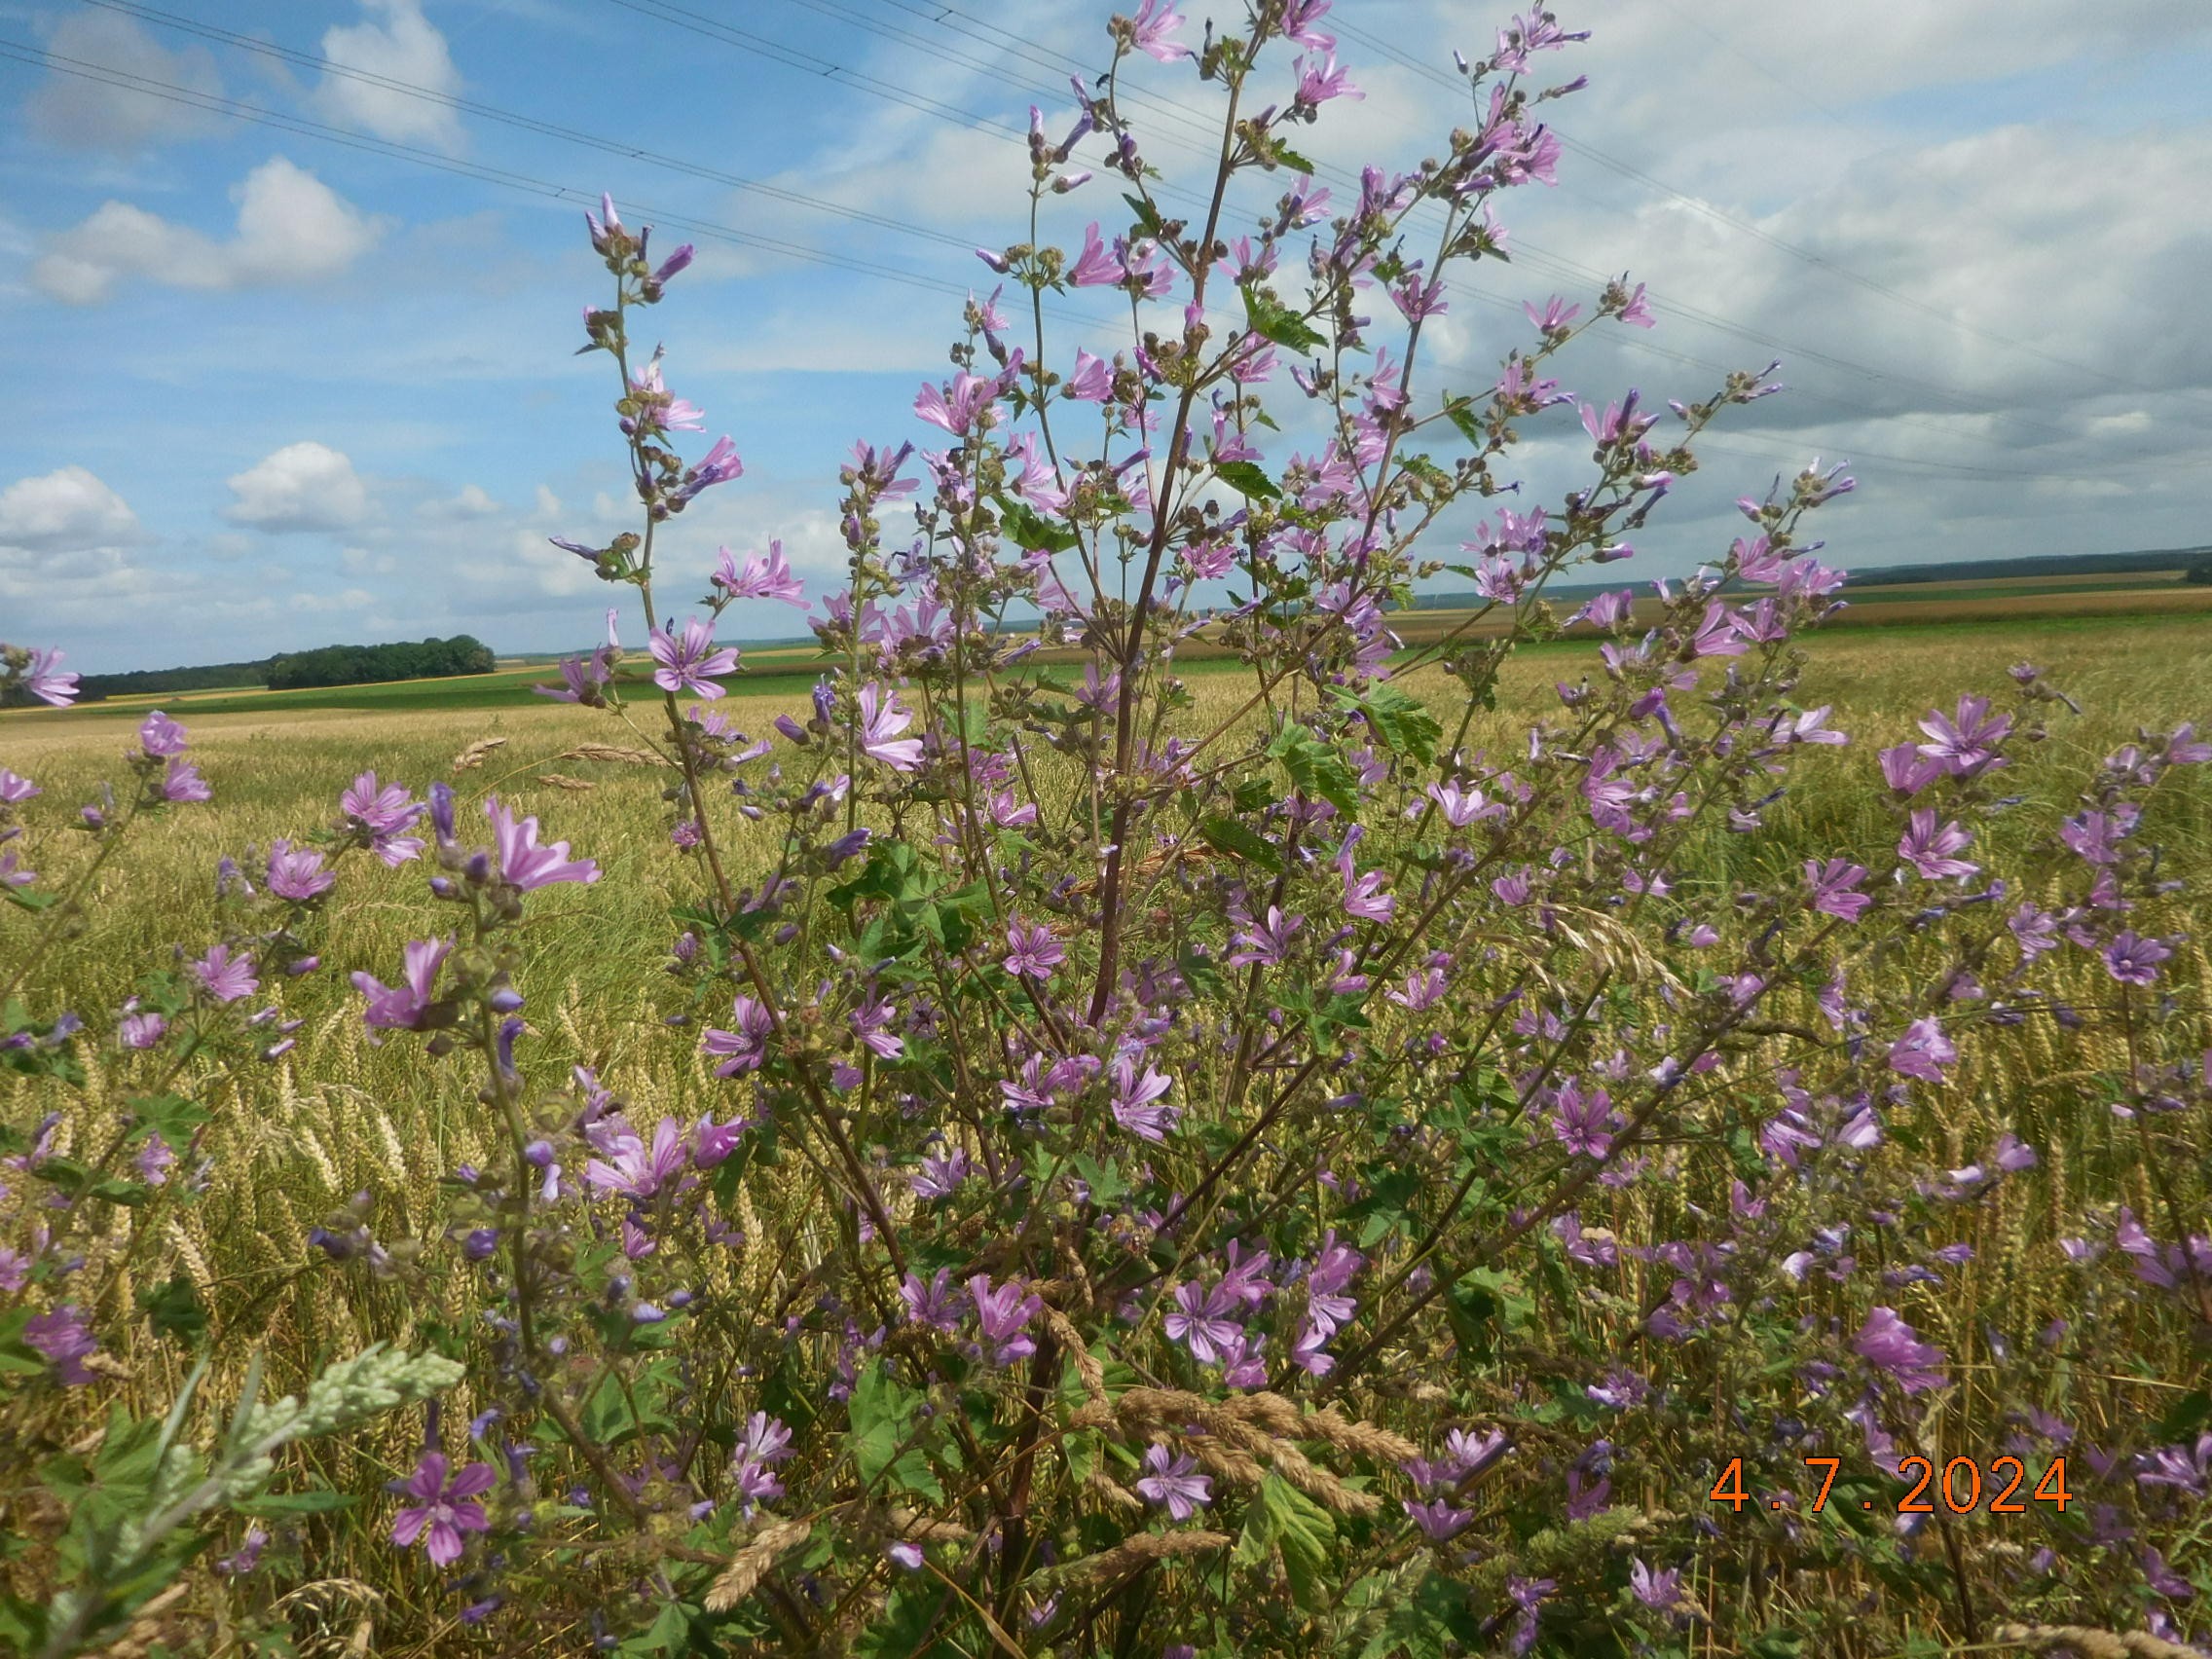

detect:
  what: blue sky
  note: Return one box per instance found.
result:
[4,0,2210,674]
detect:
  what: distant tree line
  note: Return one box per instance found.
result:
[70,660,272,701]
[265,635,496,690]
[61,636,498,701]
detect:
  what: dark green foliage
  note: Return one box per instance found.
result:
[265,635,497,690]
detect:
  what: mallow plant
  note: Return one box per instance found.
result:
[3,3,2209,1655]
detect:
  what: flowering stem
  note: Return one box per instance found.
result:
[1088,58,1246,1026]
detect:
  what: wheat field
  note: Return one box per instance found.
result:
[2,612,2208,1651]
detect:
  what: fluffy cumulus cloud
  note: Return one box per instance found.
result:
[313,0,465,153]
[418,484,502,519]
[0,465,146,607]
[0,466,141,552]
[222,443,371,535]
[22,12,224,154]
[33,158,385,306]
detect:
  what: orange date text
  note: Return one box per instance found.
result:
[1708,1456,2070,1514]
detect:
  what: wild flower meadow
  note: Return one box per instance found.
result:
[3,4,2209,1655]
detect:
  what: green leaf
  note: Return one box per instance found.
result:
[1268,724,1359,816]
[846,1365,942,1503]
[0,1593,45,1650]
[1243,1472,1334,1608]
[1445,398,1486,447]
[1231,775,1276,813]
[1271,144,1318,175]
[621,1598,697,1654]
[234,1487,356,1517]
[1213,460,1281,500]
[855,1582,954,1659]
[1122,194,1164,240]
[1177,948,1227,1001]
[1361,1569,1479,1659]
[995,495,1081,554]
[1333,683,1441,764]
[1198,815,1282,874]
[2157,1388,2212,1441]
[128,1093,211,1155]
[1068,1154,1127,1208]
[30,1158,149,1207]
[1240,281,1327,353]
[137,1278,207,1348]
[0,1307,46,1376]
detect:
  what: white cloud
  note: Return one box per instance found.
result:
[289,586,378,612]
[0,465,141,551]
[23,12,223,154]
[313,0,465,154]
[32,158,385,305]
[0,466,147,610]
[418,483,502,518]
[222,442,371,534]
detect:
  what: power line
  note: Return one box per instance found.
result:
[74,0,978,254]
[1327,12,2207,414]
[77,0,2185,457]
[776,0,2107,449]
[1428,289,2205,485]
[17,9,2197,490]
[0,31,1108,320]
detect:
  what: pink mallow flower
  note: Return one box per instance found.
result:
[161,761,212,803]
[703,994,775,1075]
[1855,1307,1947,1395]
[486,798,600,890]
[2103,931,2172,986]
[137,710,189,757]
[351,938,455,1030]
[584,1117,689,1200]
[341,771,425,866]
[649,616,740,698]
[389,1452,496,1567]
[714,540,809,608]
[1804,858,1870,922]
[25,1304,98,1383]
[1898,810,1975,881]
[266,840,335,902]
[1110,1052,1177,1141]
[1134,1445,1211,1519]
[857,683,925,771]
[21,647,80,706]
[1004,918,1065,980]
[190,943,259,1005]
[1125,0,1192,61]
[1888,1017,1957,1084]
